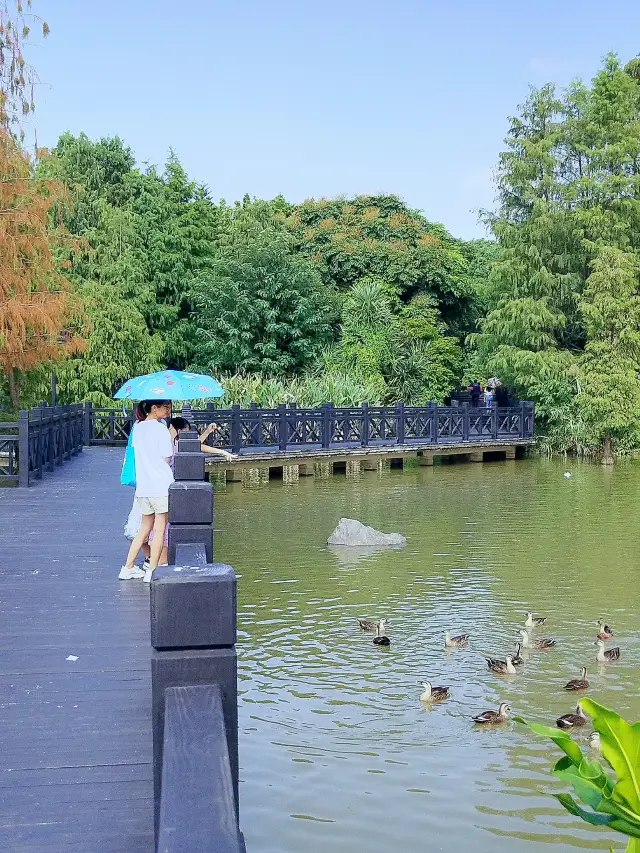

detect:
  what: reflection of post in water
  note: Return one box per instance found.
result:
[315,461,333,478]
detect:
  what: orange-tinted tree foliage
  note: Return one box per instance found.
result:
[0,129,85,406]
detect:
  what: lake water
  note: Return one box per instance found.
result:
[213,457,640,853]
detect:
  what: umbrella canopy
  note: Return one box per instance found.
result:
[114,370,225,401]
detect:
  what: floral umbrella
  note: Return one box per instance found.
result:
[113,370,225,401]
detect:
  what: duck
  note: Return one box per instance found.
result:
[512,642,525,666]
[556,704,587,729]
[596,621,614,640]
[359,618,386,633]
[486,655,517,675]
[588,732,601,753]
[524,612,546,628]
[419,681,450,702]
[373,625,390,646]
[519,629,556,650]
[564,667,589,691]
[444,631,469,648]
[473,702,511,724]
[594,640,620,662]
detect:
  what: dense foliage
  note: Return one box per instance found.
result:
[0,128,490,410]
[472,54,640,458]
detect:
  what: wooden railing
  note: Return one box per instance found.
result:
[87,401,535,452]
[151,432,243,852]
[0,404,84,486]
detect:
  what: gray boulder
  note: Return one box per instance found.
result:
[327,518,406,547]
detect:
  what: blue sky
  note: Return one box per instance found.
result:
[28,0,640,238]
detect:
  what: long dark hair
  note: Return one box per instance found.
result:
[135,400,171,422]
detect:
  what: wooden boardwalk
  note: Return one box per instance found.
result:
[0,448,153,853]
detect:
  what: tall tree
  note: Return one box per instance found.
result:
[576,247,640,462]
[0,130,84,407]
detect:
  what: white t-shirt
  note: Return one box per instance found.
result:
[132,419,174,498]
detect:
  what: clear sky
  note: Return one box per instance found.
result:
[27,0,640,238]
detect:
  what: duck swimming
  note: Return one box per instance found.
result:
[444,631,469,648]
[588,732,601,753]
[486,655,517,675]
[524,612,546,628]
[594,640,620,662]
[419,681,450,702]
[473,702,511,724]
[596,621,614,640]
[373,625,390,646]
[556,704,587,730]
[564,667,589,691]
[519,629,556,650]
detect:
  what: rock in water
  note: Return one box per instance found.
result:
[327,518,406,547]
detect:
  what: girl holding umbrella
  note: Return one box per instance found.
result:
[119,399,173,582]
[115,370,226,583]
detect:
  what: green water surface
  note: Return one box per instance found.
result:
[213,457,640,853]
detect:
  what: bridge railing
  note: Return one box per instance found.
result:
[87,401,535,452]
[1,403,84,486]
[151,431,243,852]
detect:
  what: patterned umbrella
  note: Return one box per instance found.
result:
[113,370,224,401]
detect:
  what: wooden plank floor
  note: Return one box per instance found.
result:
[0,448,153,853]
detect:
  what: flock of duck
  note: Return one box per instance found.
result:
[358,612,620,742]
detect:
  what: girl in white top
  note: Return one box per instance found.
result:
[119,399,173,583]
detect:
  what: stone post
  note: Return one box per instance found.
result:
[168,430,214,564]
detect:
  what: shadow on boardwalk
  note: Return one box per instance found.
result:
[0,448,153,853]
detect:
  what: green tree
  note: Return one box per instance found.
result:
[576,247,640,462]
[192,218,335,375]
[285,194,479,338]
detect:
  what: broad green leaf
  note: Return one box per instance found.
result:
[556,793,614,826]
[515,716,585,765]
[581,699,640,813]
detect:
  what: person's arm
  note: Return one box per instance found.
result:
[201,445,237,460]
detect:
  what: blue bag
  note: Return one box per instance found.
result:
[120,425,136,488]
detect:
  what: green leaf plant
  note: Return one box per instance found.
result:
[516,699,640,852]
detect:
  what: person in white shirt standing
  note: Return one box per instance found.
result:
[119,399,173,583]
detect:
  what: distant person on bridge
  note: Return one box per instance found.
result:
[468,379,483,407]
[119,399,173,583]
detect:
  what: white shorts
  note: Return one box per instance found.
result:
[136,496,169,515]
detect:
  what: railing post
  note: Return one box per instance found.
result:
[321,403,331,449]
[150,563,238,844]
[360,401,369,446]
[491,402,498,440]
[229,404,242,454]
[396,401,405,445]
[18,410,29,488]
[520,401,526,438]
[278,403,288,451]
[462,402,469,441]
[83,401,93,446]
[169,430,213,563]
[430,403,438,444]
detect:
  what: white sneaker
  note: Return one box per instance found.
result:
[143,569,154,583]
[119,565,146,580]
[143,558,150,570]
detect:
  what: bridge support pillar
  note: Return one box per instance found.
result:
[315,461,333,478]
[419,453,434,466]
[469,451,484,463]
[298,463,314,476]
[283,464,299,483]
[505,446,516,459]
[362,457,379,471]
[346,460,361,477]
[226,468,243,482]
